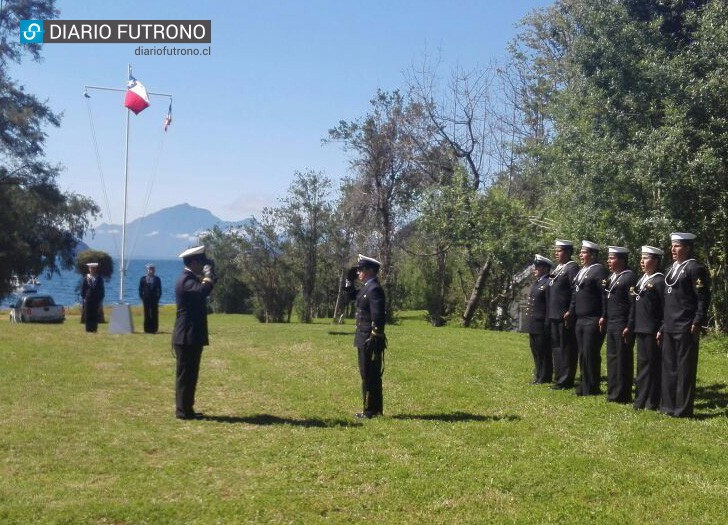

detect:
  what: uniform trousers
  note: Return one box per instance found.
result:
[143,300,159,333]
[661,331,699,417]
[574,317,604,395]
[634,333,661,410]
[550,320,577,388]
[174,344,203,418]
[606,330,634,403]
[529,331,552,383]
[358,343,383,415]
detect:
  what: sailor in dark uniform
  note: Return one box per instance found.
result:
[602,246,637,403]
[344,254,386,419]
[658,232,711,418]
[629,245,665,410]
[548,240,579,389]
[570,240,608,396]
[81,262,105,333]
[525,255,553,384]
[172,246,216,420]
[139,263,162,334]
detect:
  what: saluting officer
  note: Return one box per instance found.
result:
[602,246,637,404]
[570,240,608,396]
[526,255,554,384]
[548,239,579,390]
[629,246,665,410]
[344,254,386,419]
[658,232,711,418]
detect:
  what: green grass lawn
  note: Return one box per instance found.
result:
[1,307,727,524]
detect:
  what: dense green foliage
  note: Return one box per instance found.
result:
[1,310,726,523]
[0,0,99,298]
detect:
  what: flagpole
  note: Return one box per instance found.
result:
[83,65,172,333]
[120,64,132,302]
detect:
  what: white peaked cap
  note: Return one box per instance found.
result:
[534,254,554,267]
[607,246,629,254]
[670,232,696,242]
[178,245,206,258]
[641,245,664,256]
[86,262,99,267]
[581,240,600,251]
[554,239,573,247]
[357,254,382,268]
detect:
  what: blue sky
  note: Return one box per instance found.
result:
[13,0,552,225]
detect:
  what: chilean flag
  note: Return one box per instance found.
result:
[124,75,150,114]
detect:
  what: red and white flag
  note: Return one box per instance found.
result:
[163,101,172,132]
[124,75,150,114]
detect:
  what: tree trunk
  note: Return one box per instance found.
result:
[461,256,492,327]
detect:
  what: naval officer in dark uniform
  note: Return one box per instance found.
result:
[658,232,711,418]
[602,246,637,403]
[172,246,216,420]
[629,245,665,410]
[570,240,608,396]
[81,262,105,333]
[139,263,162,334]
[548,239,579,389]
[344,254,386,419]
[525,254,553,384]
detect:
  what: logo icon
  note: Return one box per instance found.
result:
[20,20,44,44]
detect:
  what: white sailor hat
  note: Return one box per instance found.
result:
[86,262,99,268]
[607,246,629,254]
[356,254,381,269]
[581,240,600,251]
[670,232,696,242]
[145,263,155,269]
[534,254,554,267]
[178,245,206,259]
[554,239,573,247]
[641,245,664,256]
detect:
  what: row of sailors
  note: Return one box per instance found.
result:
[524,232,711,418]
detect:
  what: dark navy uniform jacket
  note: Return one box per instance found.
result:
[354,278,386,348]
[548,261,579,321]
[662,260,711,333]
[81,274,105,306]
[605,269,637,331]
[570,263,608,320]
[525,274,550,334]
[172,268,213,346]
[628,273,665,334]
[139,275,162,303]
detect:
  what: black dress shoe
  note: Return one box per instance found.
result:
[354,411,382,419]
[549,385,566,390]
[176,411,204,420]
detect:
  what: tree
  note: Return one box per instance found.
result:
[0,0,99,299]
[327,90,429,320]
[511,0,727,331]
[199,225,253,314]
[274,170,332,323]
[238,211,297,323]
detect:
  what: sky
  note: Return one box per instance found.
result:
[13,0,553,226]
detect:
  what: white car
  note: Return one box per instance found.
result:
[9,294,65,323]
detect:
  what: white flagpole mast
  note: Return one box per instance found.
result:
[83,65,172,332]
[120,63,131,302]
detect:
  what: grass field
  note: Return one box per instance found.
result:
[1,306,727,524]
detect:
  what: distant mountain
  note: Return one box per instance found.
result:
[82,203,252,259]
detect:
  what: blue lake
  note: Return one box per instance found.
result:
[10,259,183,308]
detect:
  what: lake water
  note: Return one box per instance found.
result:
[9,259,182,307]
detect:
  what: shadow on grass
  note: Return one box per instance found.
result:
[693,382,728,420]
[391,411,521,423]
[327,331,354,336]
[201,413,362,427]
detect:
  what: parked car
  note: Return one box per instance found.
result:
[9,294,65,323]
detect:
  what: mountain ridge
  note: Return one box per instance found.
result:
[82,203,251,259]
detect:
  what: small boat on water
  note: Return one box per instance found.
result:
[11,275,41,295]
